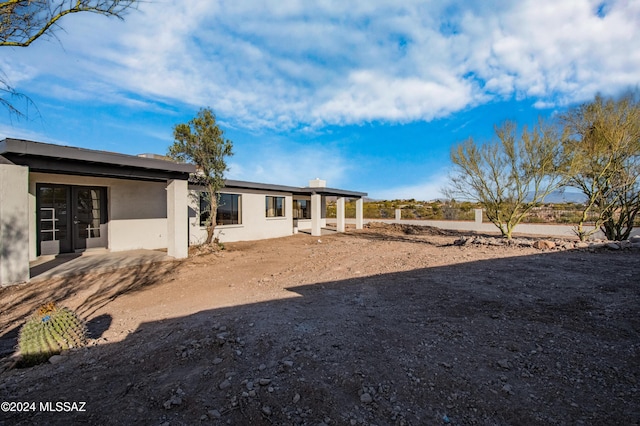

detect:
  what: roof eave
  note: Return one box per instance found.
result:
[0,138,196,174]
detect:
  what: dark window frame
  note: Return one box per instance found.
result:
[293,199,311,219]
[200,192,241,226]
[266,196,285,218]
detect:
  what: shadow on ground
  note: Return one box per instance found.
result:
[29,254,83,279]
[1,250,639,425]
[0,261,176,358]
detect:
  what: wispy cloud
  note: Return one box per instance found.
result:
[3,0,639,130]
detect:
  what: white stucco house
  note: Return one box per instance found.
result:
[0,138,366,286]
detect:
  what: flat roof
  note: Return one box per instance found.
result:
[1,138,367,197]
[0,138,195,181]
[222,179,367,198]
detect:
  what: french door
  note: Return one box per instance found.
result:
[37,184,107,255]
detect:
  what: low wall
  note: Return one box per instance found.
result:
[329,218,640,240]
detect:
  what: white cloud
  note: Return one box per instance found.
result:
[0,59,38,87]
[3,0,639,129]
[313,70,478,124]
[467,0,640,104]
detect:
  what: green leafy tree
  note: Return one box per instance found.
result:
[168,108,233,245]
[1,0,138,116]
[446,120,567,238]
[561,92,640,241]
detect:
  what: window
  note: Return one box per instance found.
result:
[75,188,103,239]
[293,199,311,219]
[200,192,241,226]
[218,193,241,225]
[266,196,285,217]
[38,186,68,242]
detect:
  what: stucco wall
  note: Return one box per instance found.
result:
[29,173,169,255]
[108,218,168,251]
[108,179,168,251]
[189,187,294,244]
[0,164,30,285]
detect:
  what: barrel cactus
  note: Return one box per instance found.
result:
[18,302,87,367]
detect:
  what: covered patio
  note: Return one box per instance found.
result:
[303,178,365,237]
[0,138,195,286]
[29,249,174,282]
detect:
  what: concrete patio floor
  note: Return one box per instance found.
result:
[29,249,175,281]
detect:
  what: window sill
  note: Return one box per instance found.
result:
[201,224,244,229]
[266,217,287,221]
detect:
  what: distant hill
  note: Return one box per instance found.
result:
[538,190,586,204]
[348,191,586,204]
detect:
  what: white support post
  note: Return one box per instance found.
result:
[475,208,483,224]
[311,193,322,236]
[167,179,189,259]
[355,198,364,230]
[336,197,346,232]
[395,208,401,221]
[0,164,30,286]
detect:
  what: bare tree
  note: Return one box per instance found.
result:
[446,120,566,239]
[0,0,138,116]
[561,92,640,241]
[0,0,137,47]
[0,69,34,117]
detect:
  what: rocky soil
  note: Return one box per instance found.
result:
[1,223,639,425]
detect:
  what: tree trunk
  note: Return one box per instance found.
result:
[204,187,218,245]
[205,224,215,245]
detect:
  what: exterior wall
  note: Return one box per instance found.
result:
[0,164,30,285]
[105,175,168,251]
[167,179,189,258]
[108,219,168,251]
[29,173,169,256]
[296,219,312,231]
[189,186,294,243]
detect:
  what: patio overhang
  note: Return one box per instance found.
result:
[220,179,367,199]
[0,138,195,182]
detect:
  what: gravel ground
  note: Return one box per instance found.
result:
[1,224,639,425]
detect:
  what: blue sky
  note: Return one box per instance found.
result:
[1,0,639,200]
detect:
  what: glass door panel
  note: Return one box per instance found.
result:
[72,187,103,250]
[38,185,71,254]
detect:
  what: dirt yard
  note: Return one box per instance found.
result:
[1,224,639,425]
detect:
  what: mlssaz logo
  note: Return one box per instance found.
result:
[39,401,87,412]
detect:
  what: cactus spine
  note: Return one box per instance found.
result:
[18,302,87,367]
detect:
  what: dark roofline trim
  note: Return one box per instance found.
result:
[305,187,368,198]
[0,154,15,165]
[14,156,191,182]
[192,179,367,198]
[0,138,195,174]
[1,139,367,195]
